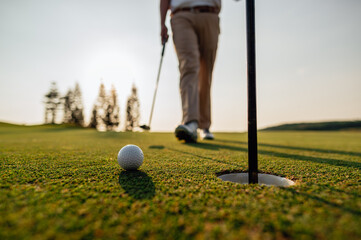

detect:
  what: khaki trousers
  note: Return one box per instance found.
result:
[171,12,220,129]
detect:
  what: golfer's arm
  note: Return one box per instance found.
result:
[160,0,170,26]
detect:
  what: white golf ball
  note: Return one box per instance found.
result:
[117,145,144,170]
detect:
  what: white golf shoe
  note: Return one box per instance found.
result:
[175,121,198,143]
[200,129,214,140]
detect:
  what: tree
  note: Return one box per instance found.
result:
[93,83,108,130]
[62,83,84,126]
[91,83,121,131]
[88,104,98,129]
[62,89,73,124]
[97,83,107,130]
[103,85,120,131]
[125,84,140,131]
[71,83,84,126]
[44,82,61,124]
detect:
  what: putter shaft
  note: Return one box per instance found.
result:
[147,42,166,128]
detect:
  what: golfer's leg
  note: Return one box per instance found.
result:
[197,13,220,129]
[171,12,200,124]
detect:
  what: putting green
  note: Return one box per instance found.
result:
[0,123,360,239]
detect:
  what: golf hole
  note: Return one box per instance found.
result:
[218,173,295,187]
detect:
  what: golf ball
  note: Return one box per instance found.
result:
[117,145,144,170]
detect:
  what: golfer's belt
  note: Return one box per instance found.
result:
[172,6,220,16]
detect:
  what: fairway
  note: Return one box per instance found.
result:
[0,123,360,239]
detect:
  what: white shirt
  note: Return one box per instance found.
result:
[170,0,221,12]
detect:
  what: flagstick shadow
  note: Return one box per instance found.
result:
[185,142,361,170]
[283,187,361,216]
[215,139,361,158]
[167,147,245,168]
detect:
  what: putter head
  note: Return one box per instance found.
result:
[140,125,150,131]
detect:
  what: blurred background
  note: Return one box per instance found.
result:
[0,0,360,131]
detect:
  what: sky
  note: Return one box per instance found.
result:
[0,0,360,132]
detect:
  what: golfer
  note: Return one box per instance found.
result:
[160,0,220,143]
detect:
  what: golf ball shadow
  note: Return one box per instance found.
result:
[118,171,155,200]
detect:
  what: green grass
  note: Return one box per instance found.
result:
[262,120,361,131]
[0,123,360,239]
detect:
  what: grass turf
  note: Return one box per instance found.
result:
[0,123,360,239]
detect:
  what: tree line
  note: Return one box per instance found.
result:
[44,82,140,131]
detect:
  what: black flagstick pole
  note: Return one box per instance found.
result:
[246,0,258,184]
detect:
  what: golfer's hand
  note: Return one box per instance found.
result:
[161,25,169,44]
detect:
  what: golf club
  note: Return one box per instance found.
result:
[140,42,166,131]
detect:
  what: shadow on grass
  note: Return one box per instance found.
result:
[318,184,361,198]
[149,145,165,149]
[283,187,361,216]
[167,147,245,169]
[118,171,155,200]
[187,142,361,170]
[215,139,361,158]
